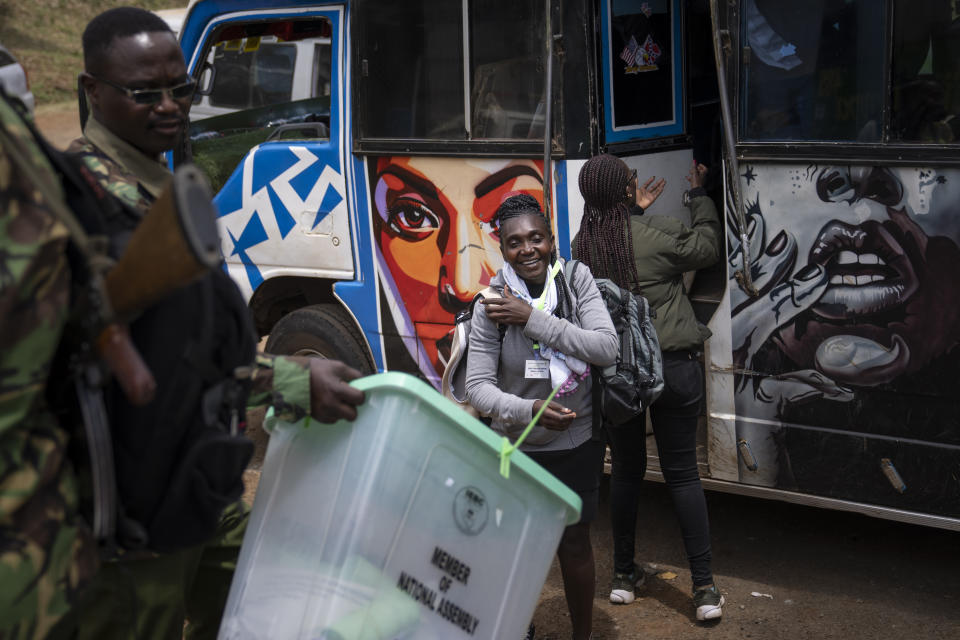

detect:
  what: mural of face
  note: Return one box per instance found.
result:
[370,157,545,385]
[738,164,960,385]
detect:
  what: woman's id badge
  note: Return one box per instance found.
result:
[525,359,550,379]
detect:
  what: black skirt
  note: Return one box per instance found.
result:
[525,438,604,524]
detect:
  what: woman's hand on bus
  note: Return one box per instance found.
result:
[532,399,576,430]
[482,286,533,325]
[686,161,708,189]
[636,176,666,209]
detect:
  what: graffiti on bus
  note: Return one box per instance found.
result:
[368,157,545,386]
[728,163,960,516]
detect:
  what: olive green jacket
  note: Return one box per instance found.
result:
[573,194,721,352]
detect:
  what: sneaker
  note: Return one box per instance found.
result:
[609,564,646,604]
[693,584,724,621]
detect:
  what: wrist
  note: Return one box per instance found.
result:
[682,187,707,205]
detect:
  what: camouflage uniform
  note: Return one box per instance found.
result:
[0,95,98,638]
[61,121,311,640]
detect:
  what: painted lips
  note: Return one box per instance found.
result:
[808,217,919,320]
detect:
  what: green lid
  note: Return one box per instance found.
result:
[350,372,583,525]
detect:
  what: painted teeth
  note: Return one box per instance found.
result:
[836,251,884,265]
[830,274,887,285]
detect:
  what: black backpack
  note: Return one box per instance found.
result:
[565,260,664,426]
[58,149,258,553]
[109,269,256,552]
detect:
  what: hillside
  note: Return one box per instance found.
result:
[0,0,179,105]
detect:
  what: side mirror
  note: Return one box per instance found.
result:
[194,61,217,101]
[78,74,90,130]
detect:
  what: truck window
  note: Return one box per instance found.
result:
[208,41,298,109]
[186,18,333,191]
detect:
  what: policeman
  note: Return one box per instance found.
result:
[0,87,100,640]
[54,7,366,640]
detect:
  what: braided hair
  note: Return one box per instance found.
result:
[573,154,641,292]
[495,194,573,319]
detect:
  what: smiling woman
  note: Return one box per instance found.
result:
[464,194,618,640]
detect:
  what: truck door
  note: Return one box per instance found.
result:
[179,5,351,302]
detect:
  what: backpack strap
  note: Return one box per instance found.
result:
[561,258,581,320]
[442,286,505,411]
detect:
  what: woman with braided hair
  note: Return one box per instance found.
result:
[572,153,725,621]
[466,194,618,640]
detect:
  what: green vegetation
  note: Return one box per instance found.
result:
[0,0,178,105]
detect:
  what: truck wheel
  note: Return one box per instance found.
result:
[265,304,375,374]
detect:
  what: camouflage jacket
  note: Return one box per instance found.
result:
[67,126,312,421]
[0,95,97,638]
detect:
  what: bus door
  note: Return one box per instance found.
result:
[589,0,726,481]
[177,4,377,374]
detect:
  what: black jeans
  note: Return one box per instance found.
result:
[606,351,714,587]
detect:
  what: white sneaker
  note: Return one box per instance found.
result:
[693,584,724,621]
[609,564,645,604]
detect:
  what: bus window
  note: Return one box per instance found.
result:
[600,0,684,143]
[740,0,885,141]
[356,1,464,139]
[355,0,555,144]
[469,0,546,139]
[890,0,960,143]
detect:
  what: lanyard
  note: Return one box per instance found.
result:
[531,261,562,354]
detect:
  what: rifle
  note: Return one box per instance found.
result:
[81,165,222,545]
[97,165,222,404]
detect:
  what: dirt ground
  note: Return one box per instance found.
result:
[33,101,82,149]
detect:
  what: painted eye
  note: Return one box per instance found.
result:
[386,200,441,240]
[480,217,500,242]
[817,168,854,203]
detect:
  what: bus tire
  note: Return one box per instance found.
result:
[264,304,375,375]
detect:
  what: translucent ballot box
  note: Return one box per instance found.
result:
[219,372,581,640]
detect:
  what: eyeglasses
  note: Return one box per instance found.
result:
[629,168,637,182]
[92,75,196,105]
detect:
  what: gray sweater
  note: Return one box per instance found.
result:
[465,260,618,452]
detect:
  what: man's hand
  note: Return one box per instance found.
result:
[307,359,365,423]
[481,286,533,325]
[532,399,576,430]
[636,176,666,209]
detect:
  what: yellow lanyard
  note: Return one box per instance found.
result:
[532,261,562,353]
